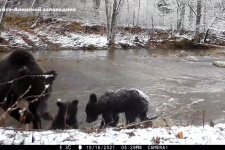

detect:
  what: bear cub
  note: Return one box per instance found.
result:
[85,88,151,128]
[50,100,79,130]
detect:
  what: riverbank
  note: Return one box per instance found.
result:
[0,16,223,51]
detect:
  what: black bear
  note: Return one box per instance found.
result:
[85,88,151,128]
[0,49,57,129]
[50,100,79,130]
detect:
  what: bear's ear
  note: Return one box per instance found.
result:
[57,101,64,107]
[72,100,78,106]
[90,94,97,103]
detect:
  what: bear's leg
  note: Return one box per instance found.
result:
[29,102,42,129]
[112,113,119,127]
[100,112,115,129]
[125,112,137,128]
[139,110,150,121]
[139,111,152,127]
[101,113,119,128]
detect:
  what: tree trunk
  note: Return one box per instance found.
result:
[177,1,185,31]
[194,0,202,43]
[126,0,130,26]
[105,0,111,40]
[105,0,122,47]
[137,0,140,26]
[203,2,207,32]
[188,0,194,28]
[109,0,118,45]
[94,0,101,17]
[0,0,9,36]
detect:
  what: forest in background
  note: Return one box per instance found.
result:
[0,0,224,50]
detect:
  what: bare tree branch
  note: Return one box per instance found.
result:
[31,0,37,8]
[188,0,197,16]
[0,74,54,86]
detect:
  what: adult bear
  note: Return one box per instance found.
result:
[0,49,57,129]
[85,88,152,129]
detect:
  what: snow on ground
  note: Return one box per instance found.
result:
[1,26,152,50]
[1,124,225,145]
[16,30,48,48]
[37,30,108,49]
[1,31,30,47]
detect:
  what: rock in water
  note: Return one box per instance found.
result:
[186,56,198,62]
[213,61,225,68]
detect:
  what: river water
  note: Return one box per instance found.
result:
[1,49,225,129]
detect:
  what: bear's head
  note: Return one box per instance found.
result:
[54,100,79,129]
[85,93,99,123]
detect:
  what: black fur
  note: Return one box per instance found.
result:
[50,100,79,130]
[0,50,57,129]
[85,88,151,128]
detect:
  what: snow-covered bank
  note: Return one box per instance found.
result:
[1,16,222,51]
[1,124,225,145]
[1,27,150,50]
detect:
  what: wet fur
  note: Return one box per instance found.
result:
[86,88,151,128]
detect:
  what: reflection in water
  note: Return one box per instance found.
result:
[107,49,116,61]
[32,48,213,62]
[33,50,109,61]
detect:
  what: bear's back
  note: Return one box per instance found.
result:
[98,88,149,112]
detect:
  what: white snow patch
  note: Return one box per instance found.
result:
[1,31,29,47]
[16,30,47,47]
[44,75,53,78]
[37,31,108,48]
[132,88,150,101]
[186,56,199,62]
[45,84,50,89]
[1,124,225,145]
[213,61,225,68]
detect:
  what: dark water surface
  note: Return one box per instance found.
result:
[1,49,225,129]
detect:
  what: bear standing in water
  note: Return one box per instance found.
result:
[0,50,57,129]
[50,100,79,130]
[85,88,151,128]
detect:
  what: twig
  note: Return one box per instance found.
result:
[188,0,197,16]
[0,74,54,86]
[163,118,181,145]
[203,8,225,42]
[0,83,12,105]
[113,113,163,131]
[203,110,205,128]
[30,17,40,28]
[0,85,31,123]
[164,99,204,118]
